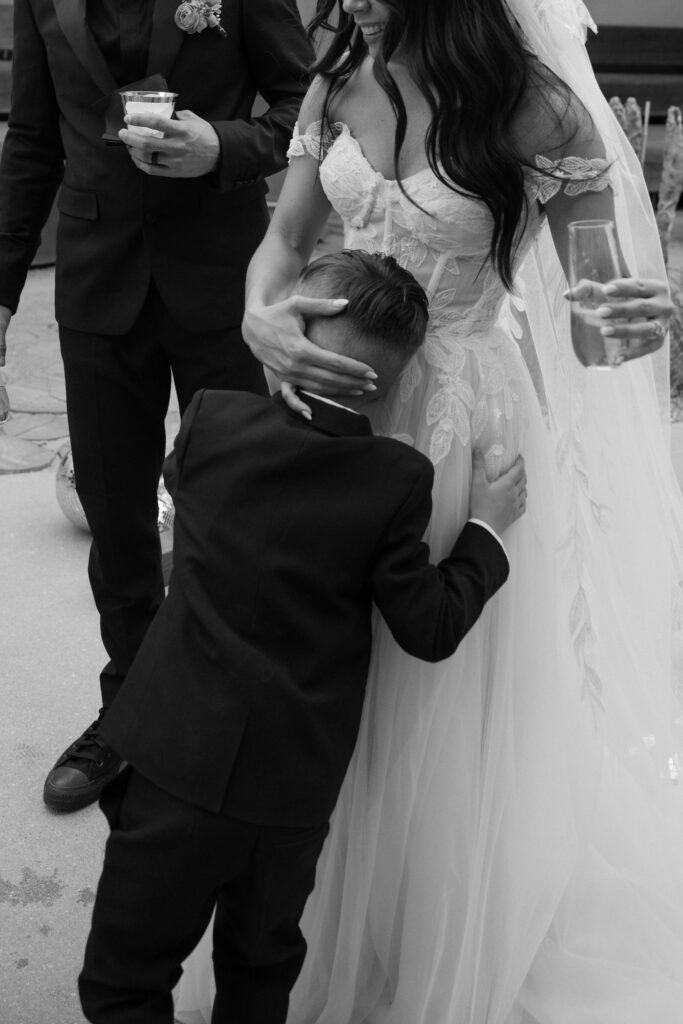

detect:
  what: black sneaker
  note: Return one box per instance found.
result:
[43,712,123,812]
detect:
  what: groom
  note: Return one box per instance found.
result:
[0,0,312,811]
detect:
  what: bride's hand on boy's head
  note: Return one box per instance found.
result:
[564,277,672,364]
[243,293,376,394]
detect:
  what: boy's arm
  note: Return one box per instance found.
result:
[370,464,509,663]
[162,389,207,500]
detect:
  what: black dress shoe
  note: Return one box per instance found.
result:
[43,712,123,812]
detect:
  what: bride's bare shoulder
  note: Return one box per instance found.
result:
[296,75,331,129]
[297,59,374,129]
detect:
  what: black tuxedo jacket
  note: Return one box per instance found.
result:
[101,390,509,825]
[0,0,312,333]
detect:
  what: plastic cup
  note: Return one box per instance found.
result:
[120,91,178,138]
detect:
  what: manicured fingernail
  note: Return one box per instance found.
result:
[600,326,615,336]
[595,306,611,318]
[365,371,378,379]
[364,383,377,391]
[301,409,312,420]
[351,390,364,396]
[603,284,618,295]
[331,299,348,307]
[562,289,571,299]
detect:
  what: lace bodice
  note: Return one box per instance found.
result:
[290,121,511,328]
[288,120,611,465]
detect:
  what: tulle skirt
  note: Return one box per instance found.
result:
[175,340,683,1023]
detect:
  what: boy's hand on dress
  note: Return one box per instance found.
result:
[470,451,527,536]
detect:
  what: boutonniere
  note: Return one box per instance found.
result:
[174,0,226,37]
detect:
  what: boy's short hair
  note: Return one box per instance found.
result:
[299,250,429,360]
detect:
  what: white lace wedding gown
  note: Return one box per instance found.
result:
[175,120,683,1023]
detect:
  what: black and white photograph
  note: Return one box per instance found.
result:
[1,0,683,1021]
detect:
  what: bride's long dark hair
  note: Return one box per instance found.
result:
[309,0,569,288]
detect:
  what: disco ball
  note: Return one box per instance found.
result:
[157,483,175,532]
[55,443,89,531]
[55,442,176,537]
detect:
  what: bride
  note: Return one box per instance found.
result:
[176,0,683,1021]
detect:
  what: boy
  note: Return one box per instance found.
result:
[80,250,526,1024]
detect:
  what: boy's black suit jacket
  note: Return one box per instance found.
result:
[101,390,509,825]
[0,0,311,333]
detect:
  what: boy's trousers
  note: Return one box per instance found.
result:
[79,767,329,1024]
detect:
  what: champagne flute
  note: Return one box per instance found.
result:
[568,219,622,369]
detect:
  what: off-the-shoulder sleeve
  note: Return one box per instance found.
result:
[527,154,613,205]
[287,119,345,164]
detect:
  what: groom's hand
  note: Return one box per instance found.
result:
[119,110,220,178]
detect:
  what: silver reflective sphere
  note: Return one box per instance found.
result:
[55,443,89,531]
[55,442,176,538]
[156,480,175,533]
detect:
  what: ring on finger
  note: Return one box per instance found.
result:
[647,319,666,343]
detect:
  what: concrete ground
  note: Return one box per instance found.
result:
[2,211,683,1023]
[0,472,103,1024]
[0,274,182,1023]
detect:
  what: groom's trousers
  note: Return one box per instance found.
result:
[59,282,267,709]
[80,768,330,1024]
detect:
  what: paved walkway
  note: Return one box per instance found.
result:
[0,273,182,1022]
[0,268,67,472]
[0,267,181,474]
[1,471,103,1024]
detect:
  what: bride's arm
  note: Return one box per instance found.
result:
[243,83,377,399]
[541,165,671,364]
[518,80,672,364]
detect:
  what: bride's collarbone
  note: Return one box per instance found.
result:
[331,65,434,181]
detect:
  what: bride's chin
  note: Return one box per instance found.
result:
[357,26,385,56]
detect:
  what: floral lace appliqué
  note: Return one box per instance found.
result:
[287,120,345,164]
[529,154,612,204]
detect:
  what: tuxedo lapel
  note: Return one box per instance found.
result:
[54,0,118,95]
[146,0,186,79]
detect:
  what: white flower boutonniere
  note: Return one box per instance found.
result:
[175,0,226,37]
